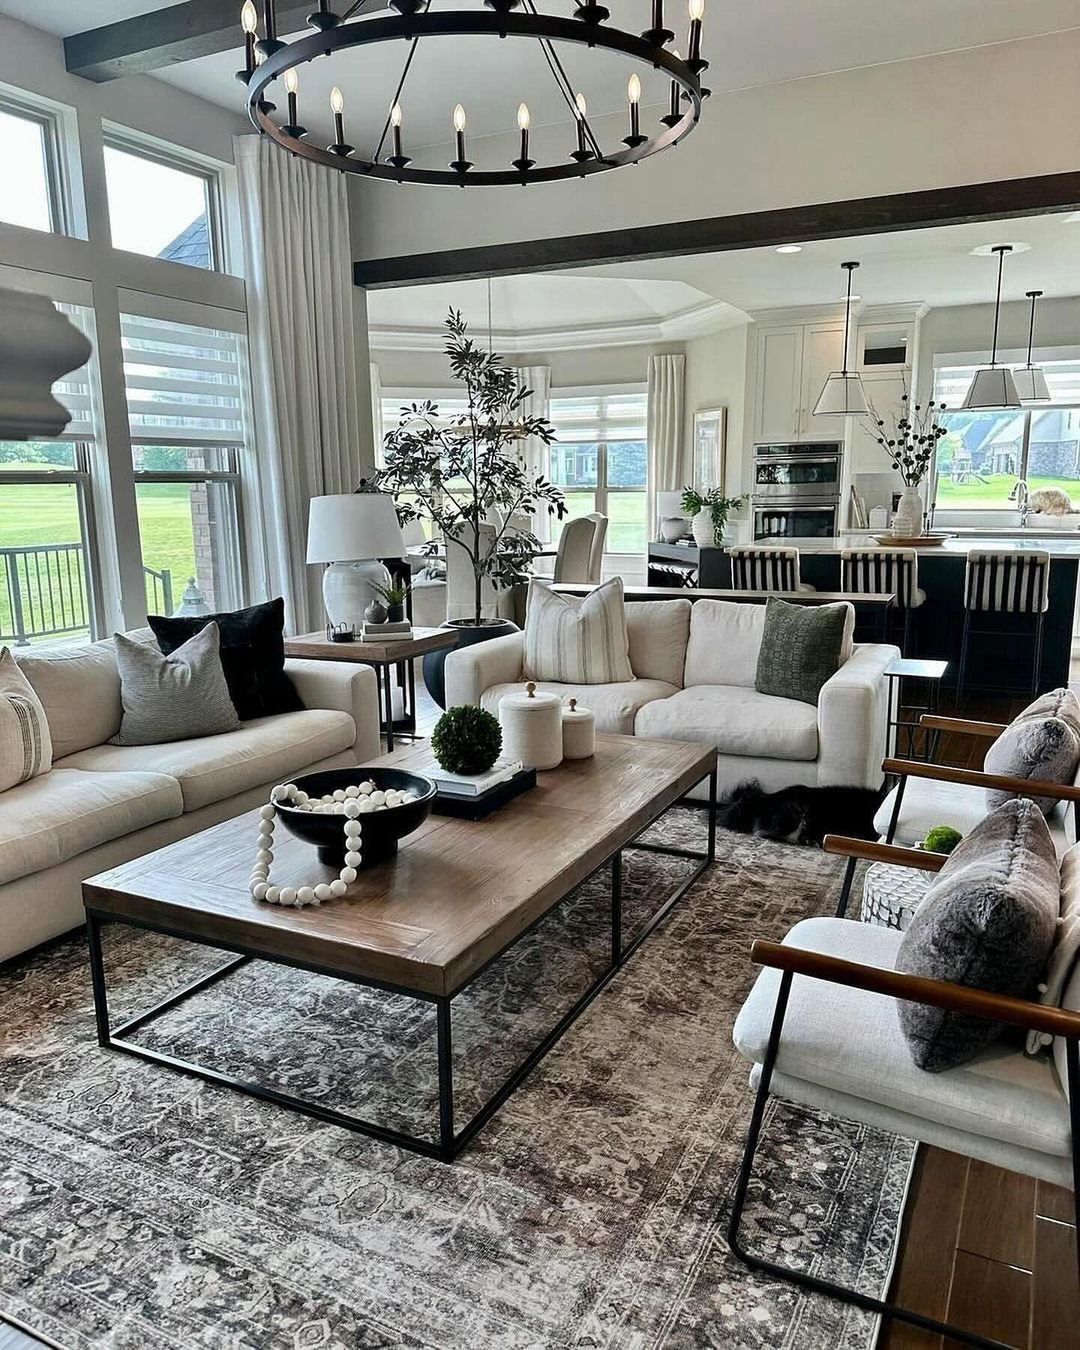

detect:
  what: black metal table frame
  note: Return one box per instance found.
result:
[371,655,418,753]
[85,767,716,1162]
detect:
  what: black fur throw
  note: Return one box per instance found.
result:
[717,779,884,847]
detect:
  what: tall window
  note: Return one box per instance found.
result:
[121,312,251,614]
[933,361,1080,512]
[380,391,470,537]
[0,99,62,233]
[549,389,648,553]
[0,304,99,645]
[104,139,218,270]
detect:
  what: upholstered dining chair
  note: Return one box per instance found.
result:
[552,516,597,583]
[730,840,1080,1346]
[585,512,608,584]
[958,549,1051,700]
[841,547,925,655]
[727,544,812,593]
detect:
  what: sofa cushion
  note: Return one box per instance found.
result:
[149,597,303,722]
[0,768,183,886]
[684,600,767,688]
[1030,840,1080,1056]
[733,916,1070,1161]
[15,638,122,757]
[481,680,677,737]
[523,578,634,685]
[625,600,691,688]
[59,709,356,813]
[755,599,851,706]
[895,799,1060,1072]
[874,777,1071,853]
[634,685,819,762]
[0,647,51,790]
[114,623,240,746]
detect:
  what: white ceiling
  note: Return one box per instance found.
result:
[5,0,1080,147]
[366,212,1080,342]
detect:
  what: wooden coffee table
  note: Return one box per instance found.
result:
[82,735,716,1160]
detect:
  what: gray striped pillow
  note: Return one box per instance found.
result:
[522,578,635,685]
[0,646,52,791]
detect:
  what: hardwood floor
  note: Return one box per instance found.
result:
[879,680,1079,1349]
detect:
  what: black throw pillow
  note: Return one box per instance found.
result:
[148,597,303,721]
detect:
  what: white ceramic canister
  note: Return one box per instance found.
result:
[498,682,563,771]
[561,697,595,760]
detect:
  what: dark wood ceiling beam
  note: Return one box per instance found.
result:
[353,171,1080,288]
[65,1,389,82]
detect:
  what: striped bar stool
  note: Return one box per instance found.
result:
[728,545,811,593]
[840,548,925,654]
[957,548,1050,700]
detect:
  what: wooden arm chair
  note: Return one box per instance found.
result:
[873,713,1079,855]
[730,845,1080,1347]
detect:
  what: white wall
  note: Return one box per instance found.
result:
[372,339,679,393]
[351,29,1080,266]
[918,296,1080,397]
[682,324,751,496]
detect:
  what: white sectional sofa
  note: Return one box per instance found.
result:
[0,630,381,962]
[445,598,897,798]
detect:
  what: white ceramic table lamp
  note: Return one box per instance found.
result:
[306,492,406,631]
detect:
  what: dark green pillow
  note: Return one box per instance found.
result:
[754,598,848,705]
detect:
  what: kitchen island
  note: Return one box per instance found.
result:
[757,533,1080,689]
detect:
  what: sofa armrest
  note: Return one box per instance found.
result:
[443,632,525,708]
[285,658,381,762]
[816,642,899,789]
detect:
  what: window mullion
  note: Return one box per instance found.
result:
[1019,412,1034,480]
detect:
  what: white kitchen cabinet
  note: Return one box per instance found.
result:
[751,320,844,444]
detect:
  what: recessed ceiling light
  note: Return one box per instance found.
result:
[775,244,802,254]
[970,241,1031,256]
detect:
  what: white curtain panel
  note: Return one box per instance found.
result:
[370,361,384,468]
[647,353,685,541]
[512,365,552,543]
[235,135,363,634]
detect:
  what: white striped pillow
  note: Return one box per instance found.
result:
[523,578,635,685]
[0,646,52,792]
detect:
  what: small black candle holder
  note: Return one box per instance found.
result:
[282,123,308,140]
[623,133,648,149]
[326,621,356,643]
[386,153,413,170]
[329,141,355,158]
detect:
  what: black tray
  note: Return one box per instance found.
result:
[432,767,537,820]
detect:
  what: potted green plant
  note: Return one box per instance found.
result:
[681,486,746,547]
[378,310,565,704]
[371,579,410,624]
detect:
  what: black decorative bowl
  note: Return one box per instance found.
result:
[275,767,436,870]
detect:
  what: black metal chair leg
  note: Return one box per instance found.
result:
[1032,611,1045,695]
[835,856,858,918]
[956,610,972,705]
[885,774,907,845]
[727,969,1018,1350]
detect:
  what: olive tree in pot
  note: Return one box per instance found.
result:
[377,310,565,706]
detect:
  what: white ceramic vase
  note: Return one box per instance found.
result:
[892,486,924,538]
[691,511,714,547]
[321,559,392,632]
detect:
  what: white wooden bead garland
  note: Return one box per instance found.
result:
[250,779,420,907]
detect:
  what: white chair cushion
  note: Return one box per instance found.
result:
[684,600,767,688]
[625,600,691,688]
[0,768,183,886]
[635,685,819,762]
[481,680,677,737]
[875,777,1071,853]
[733,916,1070,1161]
[58,710,356,813]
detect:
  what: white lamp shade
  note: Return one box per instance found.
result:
[1012,365,1051,403]
[306,492,405,563]
[959,366,1021,411]
[813,372,869,416]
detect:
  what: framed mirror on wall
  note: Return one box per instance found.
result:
[692,406,727,489]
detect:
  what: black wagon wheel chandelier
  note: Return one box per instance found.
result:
[238,1,709,187]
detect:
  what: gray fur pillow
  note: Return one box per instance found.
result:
[984,713,1080,814]
[895,798,1059,1072]
[1013,686,1080,739]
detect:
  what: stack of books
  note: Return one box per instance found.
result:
[412,752,537,819]
[361,620,412,642]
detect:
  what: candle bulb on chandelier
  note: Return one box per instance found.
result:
[283,67,305,137]
[238,1,258,81]
[571,91,592,161]
[451,103,471,173]
[257,0,283,56]
[687,0,706,71]
[329,86,351,155]
[391,102,405,161]
[662,50,683,125]
[513,101,534,172]
[624,73,646,147]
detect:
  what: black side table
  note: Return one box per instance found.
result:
[884,657,949,762]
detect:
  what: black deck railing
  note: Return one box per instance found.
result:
[0,544,172,645]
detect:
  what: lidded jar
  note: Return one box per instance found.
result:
[561,697,595,760]
[498,681,563,771]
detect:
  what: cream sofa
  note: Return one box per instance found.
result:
[1,630,381,962]
[444,598,897,798]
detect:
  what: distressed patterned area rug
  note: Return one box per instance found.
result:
[0,813,911,1349]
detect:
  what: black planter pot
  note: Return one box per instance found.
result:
[423,618,519,709]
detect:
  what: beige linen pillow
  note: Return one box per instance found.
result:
[0,645,52,791]
[522,578,634,685]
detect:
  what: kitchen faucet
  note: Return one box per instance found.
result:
[1009,479,1031,524]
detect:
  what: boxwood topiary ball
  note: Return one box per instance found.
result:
[432,705,503,775]
[923,825,963,855]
